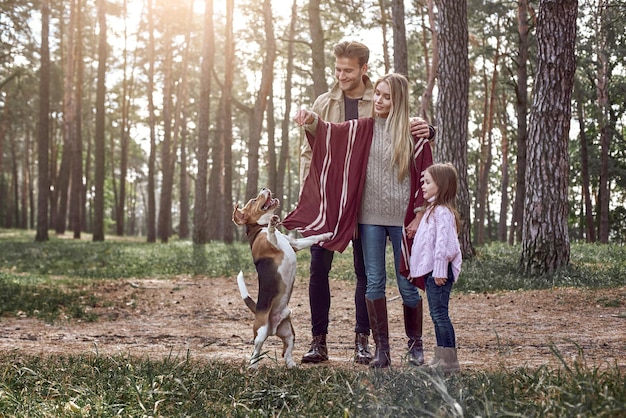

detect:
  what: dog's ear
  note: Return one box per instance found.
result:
[232,204,247,225]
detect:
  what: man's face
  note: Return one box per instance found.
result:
[334,56,367,95]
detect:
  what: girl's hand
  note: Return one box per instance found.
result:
[434,277,447,286]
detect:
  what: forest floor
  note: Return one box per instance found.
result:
[1,275,625,372]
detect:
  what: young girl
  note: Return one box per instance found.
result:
[409,163,462,374]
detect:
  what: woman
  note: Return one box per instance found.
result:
[293,73,433,368]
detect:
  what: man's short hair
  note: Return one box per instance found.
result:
[334,41,370,67]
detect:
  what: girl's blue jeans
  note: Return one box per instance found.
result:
[425,263,456,347]
[358,223,421,308]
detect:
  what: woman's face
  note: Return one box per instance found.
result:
[373,81,392,118]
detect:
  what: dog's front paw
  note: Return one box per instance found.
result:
[319,232,333,242]
[269,215,280,227]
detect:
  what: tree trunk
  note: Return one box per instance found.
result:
[574,81,595,242]
[434,0,474,258]
[276,0,298,217]
[476,33,500,245]
[308,0,327,98]
[377,0,391,73]
[56,0,77,235]
[498,92,510,242]
[92,0,107,242]
[158,28,174,243]
[70,0,83,239]
[221,0,235,243]
[244,0,276,200]
[22,128,32,229]
[36,0,51,242]
[520,0,577,275]
[146,0,157,243]
[392,0,408,75]
[596,0,610,243]
[116,0,130,237]
[267,90,277,192]
[177,0,193,240]
[193,0,214,244]
[419,0,438,121]
[510,0,530,245]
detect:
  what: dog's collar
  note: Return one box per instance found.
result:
[245,223,265,245]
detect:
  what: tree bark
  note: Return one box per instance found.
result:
[308,0,327,98]
[392,0,408,75]
[434,0,474,258]
[520,0,577,275]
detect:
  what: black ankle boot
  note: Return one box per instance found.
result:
[354,332,373,364]
[301,334,328,363]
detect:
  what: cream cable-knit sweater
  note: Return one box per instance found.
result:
[409,203,462,281]
[358,118,410,226]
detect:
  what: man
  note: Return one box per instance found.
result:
[299,41,434,365]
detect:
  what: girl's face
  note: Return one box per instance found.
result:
[373,81,392,118]
[422,170,439,201]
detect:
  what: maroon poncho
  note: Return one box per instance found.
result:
[282,118,374,252]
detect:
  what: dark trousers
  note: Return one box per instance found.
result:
[308,239,370,336]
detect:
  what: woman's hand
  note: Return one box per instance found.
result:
[405,213,423,238]
[294,109,314,126]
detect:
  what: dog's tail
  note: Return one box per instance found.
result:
[237,271,257,313]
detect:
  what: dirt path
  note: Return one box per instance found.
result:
[1,275,624,371]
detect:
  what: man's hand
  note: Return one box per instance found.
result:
[410,116,431,138]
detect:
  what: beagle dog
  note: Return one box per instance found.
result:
[233,188,331,368]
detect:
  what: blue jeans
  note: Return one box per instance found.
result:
[358,224,421,307]
[425,264,456,347]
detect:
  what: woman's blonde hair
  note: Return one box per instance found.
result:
[425,163,461,232]
[373,73,413,181]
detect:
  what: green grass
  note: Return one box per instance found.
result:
[0,230,625,323]
[0,351,623,417]
[0,272,98,322]
[0,229,625,415]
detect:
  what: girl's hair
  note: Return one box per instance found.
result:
[425,163,461,232]
[373,73,413,181]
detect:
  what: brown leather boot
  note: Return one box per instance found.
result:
[403,301,424,366]
[366,297,390,368]
[301,334,328,363]
[354,332,373,364]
